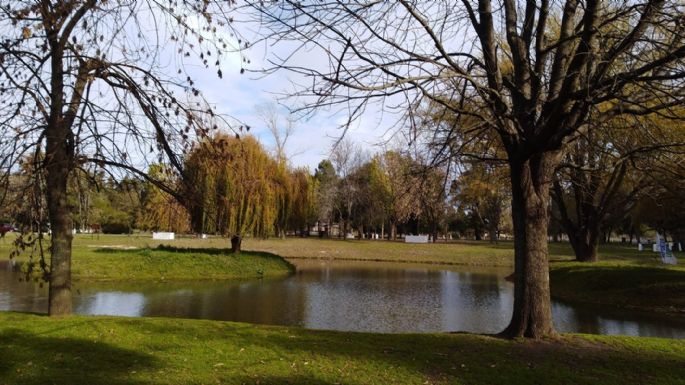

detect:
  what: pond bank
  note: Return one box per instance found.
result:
[10,245,294,282]
[245,238,685,315]
[549,263,685,316]
[1,312,684,385]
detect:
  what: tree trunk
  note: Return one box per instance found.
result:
[502,155,556,338]
[390,222,397,240]
[552,180,600,263]
[488,227,498,244]
[572,239,599,262]
[567,226,600,262]
[46,141,73,316]
[231,234,242,253]
[46,36,74,316]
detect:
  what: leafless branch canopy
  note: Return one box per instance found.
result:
[245,0,685,160]
[0,0,243,202]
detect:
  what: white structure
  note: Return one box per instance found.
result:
[152,232,175,240]
[405,235,429,243]
[656,232,678,265]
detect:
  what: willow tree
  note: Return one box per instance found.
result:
[247,0,685,337]
[184,134,278,252]
[139,166,191,234]
[287,167,317,236]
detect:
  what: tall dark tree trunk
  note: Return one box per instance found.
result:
[231,234,242,253]
[552,180,601,262]
[567,226,599,262]
[45,32,75,316]
[503,155,556,338]
[46,129,74,316]
[571,238,599,262]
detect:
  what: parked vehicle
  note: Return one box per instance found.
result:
[0,224,17,234]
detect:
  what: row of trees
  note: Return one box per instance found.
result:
[0,132,513,250]
[5,124,681,262]
[421,101,685,262]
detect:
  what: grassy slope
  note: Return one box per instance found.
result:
[1,234,293,281]
[71,247,294,281]
[1,312,684,385]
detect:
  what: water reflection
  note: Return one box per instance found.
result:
[552,301,685,338]
[77,292,146,317]
[2,260,685,337]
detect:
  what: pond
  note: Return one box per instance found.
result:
[2,259,685,337]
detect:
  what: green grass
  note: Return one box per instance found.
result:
[1,312,684,385]
[243,237,517,266]
[71,246,294,281]
[1,234,293,281]
[549,263,685,314]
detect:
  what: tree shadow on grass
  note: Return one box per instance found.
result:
[153,244,287,260]
[227,374,356,385]
[91,244,287,260]
[0,328,159,385]
[133,319,685,385]
[551,265,685,291]
[245,331,685,385]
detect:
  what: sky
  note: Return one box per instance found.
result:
[181,18,402,171]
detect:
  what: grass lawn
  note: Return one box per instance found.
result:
[1,234,293,281]
[1,312,684,385]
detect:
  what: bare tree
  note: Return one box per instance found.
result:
[256,102,295,164]
[246,0,685,338]
[330,138,367,238]
[0,1,240,315]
